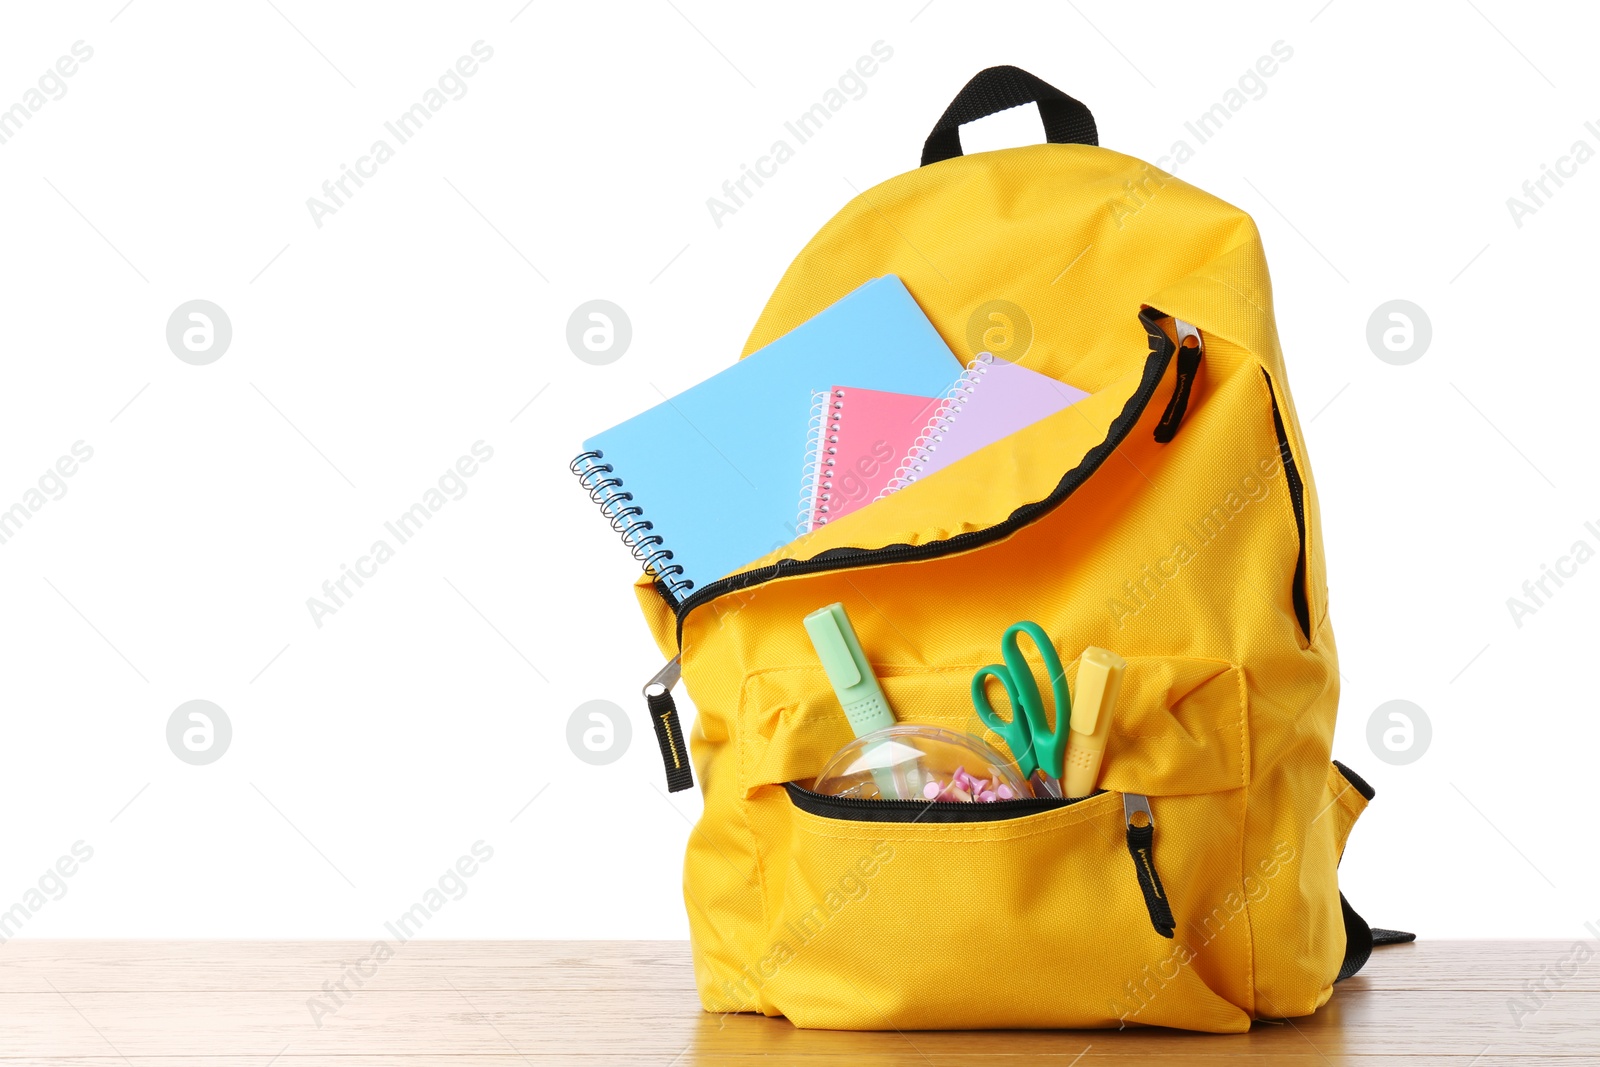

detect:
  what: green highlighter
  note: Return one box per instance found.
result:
[803,603,897,739]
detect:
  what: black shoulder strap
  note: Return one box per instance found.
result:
[1332,762,1414,981]
[1336,892,1374,981]
[1372,927,1418,946]
[1337,892,1415,982]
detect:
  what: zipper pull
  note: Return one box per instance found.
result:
[643,656,693,792]
[1174,318,1202,352]
[1153,319,1202,444]
[1123,793,1176,938]
[644,655,682,695]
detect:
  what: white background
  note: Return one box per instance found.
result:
[1,0,1595,942]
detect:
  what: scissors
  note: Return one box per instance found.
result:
[970,621,1070,796]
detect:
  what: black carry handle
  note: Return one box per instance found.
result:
[921,65,1097,167]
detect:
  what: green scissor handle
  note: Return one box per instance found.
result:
[969,621,1071,781]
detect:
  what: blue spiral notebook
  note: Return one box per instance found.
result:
[573,276,961,601]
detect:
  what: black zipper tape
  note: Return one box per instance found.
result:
[1262,369,1311,641]
[670,307,1179,644]
[784,782,1097,823]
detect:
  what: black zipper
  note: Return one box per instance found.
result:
[668,307,1180,645]
[1262,369,1311,641]
[784,781,1098,823]
[787,782,1176,939]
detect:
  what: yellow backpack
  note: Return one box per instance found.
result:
[628,67,1406,1032]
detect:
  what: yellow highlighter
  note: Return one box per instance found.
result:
[1062,647,1126,798]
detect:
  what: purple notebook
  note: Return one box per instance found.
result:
[881,352,1089,493]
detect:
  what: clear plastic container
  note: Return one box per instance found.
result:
[811,724,1032,802]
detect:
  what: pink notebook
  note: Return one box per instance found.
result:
[881,352,1090,495]
[800,385,942,532]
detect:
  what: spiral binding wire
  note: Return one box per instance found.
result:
[570,450,694,596]
[878,351,995,497]
[794,390,833,535]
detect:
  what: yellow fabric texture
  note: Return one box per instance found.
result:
[631,143,1362,1031]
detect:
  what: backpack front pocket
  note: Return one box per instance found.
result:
[752,786,1254,1032]
[738,655,1246,800]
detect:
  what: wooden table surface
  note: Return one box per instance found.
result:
[0,940,1594,1064]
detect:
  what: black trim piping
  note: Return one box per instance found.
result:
[670,308,1180,645]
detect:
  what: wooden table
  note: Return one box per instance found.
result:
[1,940,1594,1063]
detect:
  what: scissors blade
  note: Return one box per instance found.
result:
[1029,770,1063,799]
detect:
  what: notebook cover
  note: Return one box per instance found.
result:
[886,353,1090,490]
[579,276,961,595]
[802,385,941,532]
